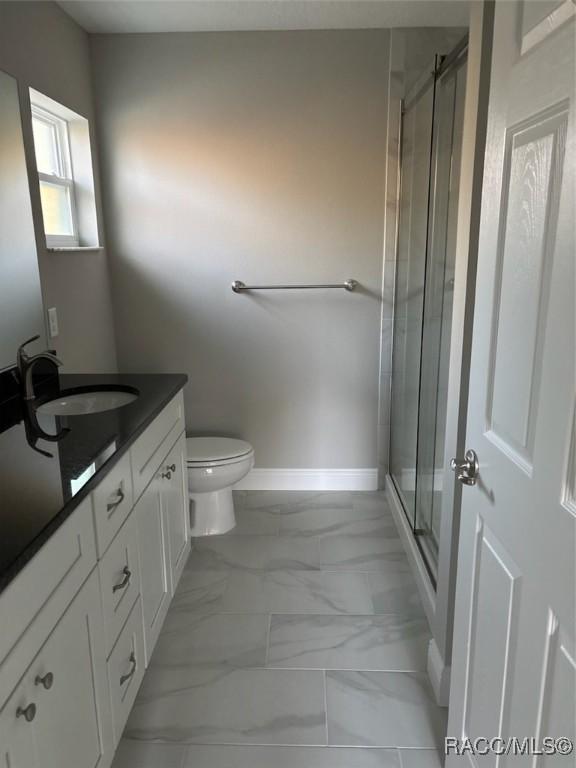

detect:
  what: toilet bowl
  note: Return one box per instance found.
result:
[187,437,254,536]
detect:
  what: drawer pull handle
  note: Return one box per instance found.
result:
[35,672,54,690]
[112,566,131,593]
[16,703,37,722]
[167,464,176,473]
[107,487,125,512]
[120,652,137,686]
[161,471,172,480]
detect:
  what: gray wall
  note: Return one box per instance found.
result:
[91,30,389,468]
[0,1,117,372]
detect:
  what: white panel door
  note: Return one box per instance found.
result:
[447,0,575,762]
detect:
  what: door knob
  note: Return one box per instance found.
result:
[16,702,37,722]
[35,672,54,690]
[450,449,479,486]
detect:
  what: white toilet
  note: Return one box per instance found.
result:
[186,436,254,536]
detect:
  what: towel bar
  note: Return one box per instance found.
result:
[231,279,358,293]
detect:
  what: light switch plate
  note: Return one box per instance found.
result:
[48,307,59,338]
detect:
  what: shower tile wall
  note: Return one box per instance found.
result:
[112,491,446,767]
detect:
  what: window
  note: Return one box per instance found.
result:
[30,88,101,251]
[31,104,79,247]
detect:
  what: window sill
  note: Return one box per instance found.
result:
[47,246,103,252]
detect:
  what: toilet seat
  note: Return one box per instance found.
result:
[186,437,253,467]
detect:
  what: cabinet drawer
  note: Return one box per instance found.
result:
[99,513,141,657]
[0,496,96,692]
[130,391,185,501]
[107,597,145,748]
[92,452,134,557]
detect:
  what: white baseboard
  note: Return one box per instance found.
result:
[234,468,378,491]
[428,638,451,707]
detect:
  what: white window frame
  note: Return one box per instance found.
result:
[31,104,79,248]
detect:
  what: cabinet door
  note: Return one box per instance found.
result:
[0,680,40,768]
[135,476,171,664]
[161,433,190,595]
[30,569,113,768]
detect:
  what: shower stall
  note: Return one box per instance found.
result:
[389,39,468,584]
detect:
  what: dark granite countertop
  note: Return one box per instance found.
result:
[0,372,187,593]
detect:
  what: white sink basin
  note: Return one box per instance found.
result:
[36,389,139,416]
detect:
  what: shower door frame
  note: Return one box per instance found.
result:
[390,40,468,581]
[415,42,470,578]
[388,53,439,543]
[385,5,493,705]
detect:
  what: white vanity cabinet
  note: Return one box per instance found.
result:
[92,452,134,557]
[106,597,145,746]
[0,570,113,768]
[24,571,113,768]
[0,679,41,768]
[162,432,189,592]
[0,388,189,768]
[135,474,171,663]
[99,512,141,658]
[135,424,189,664]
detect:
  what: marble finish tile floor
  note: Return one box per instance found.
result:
[113,491,447,767]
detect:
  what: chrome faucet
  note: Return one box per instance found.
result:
[17,335,63,400]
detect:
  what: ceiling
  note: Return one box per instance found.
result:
[58,1,470,34]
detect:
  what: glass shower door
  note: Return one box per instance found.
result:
[415,58,468,567]
[390,44,468,582]
[389,69,436,529]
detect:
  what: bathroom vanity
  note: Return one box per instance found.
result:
[0,373,189,767]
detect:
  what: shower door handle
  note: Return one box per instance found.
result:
[450,449,479,486]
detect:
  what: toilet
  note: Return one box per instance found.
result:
[186,437,254,536]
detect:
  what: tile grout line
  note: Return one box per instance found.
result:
[233,666,428,674]
[264,612,272,666]
[131,737,435,749]
[323,668,329,746]
[179,743,189,768]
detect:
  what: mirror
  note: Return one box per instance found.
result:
[0,68,45,372]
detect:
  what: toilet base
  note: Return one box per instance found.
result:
[189,488,236,536]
